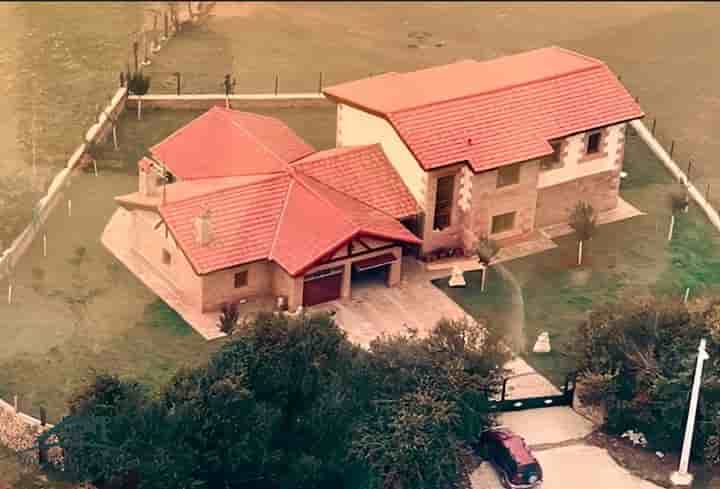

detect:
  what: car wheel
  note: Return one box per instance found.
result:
[528,474,539,485]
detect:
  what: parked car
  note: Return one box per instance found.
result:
[479,428,543,488]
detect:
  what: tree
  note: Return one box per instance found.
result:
[126,70,151,121]
[475,235,500,292]
[50,314,507,489]
[573,299,720,464]
[568,201,596,266]
[217,302,239,334]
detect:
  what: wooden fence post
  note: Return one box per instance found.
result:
[651,118,657,135]
[670,140,675,158]
[706,183,711,202]
[318,71,323,93]
[274,74,278,95]
[687,160,693,181]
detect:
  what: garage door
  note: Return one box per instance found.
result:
[303,266,343,307]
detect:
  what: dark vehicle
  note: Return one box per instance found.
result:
[480,428,543,488]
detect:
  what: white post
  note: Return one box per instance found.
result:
[668,215,675,241]
[13,395,17,413]
[68,198,72,217]
[480,266,487,292]
[93,158,98,177]
[7,283,12,305]
[683,287,690,304]
[671,338,710,486]
[577,240,583,266]
[112,124,118,150]
[137,97,142,121]
[43,233,47,258]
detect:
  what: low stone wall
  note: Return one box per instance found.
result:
[0,398,53,464]
[0,86,128,282]
[126,93,331,111]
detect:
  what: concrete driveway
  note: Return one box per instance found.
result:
[323,258,473,347]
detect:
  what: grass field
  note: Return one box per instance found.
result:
[436,127,720,387]
[0,104,335,423]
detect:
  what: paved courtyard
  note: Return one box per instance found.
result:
[323,258,473,347]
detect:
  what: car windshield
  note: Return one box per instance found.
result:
[519,463,541,477]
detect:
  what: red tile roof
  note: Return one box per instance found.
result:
[160,175,292,274]
[324,46,644,172]
[150,107,315,180]
[291,144,418,219]
[151,108,420,276]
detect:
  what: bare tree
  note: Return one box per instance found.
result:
[475,235,500,292]
[569,201,596,266]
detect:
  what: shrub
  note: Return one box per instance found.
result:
[217,302,239,334]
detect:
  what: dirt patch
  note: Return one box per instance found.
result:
[586,431,719,488]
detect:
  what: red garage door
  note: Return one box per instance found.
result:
[303,267,343,307]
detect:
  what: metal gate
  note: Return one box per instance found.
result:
[487,371,577,412]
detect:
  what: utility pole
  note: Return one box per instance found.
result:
[670,338,710,486]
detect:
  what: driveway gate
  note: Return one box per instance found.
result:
[487,371,577,412]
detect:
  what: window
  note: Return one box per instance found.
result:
[234,270,249,288]
[540,141,563,170]
[161,249,171,265]
[433,175,455,230]
[491,212,516,234]
[586,131,602,154]
[497,164,521,188]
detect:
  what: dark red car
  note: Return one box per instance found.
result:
[480,428,543,488]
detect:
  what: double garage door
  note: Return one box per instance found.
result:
[303,266,343,307]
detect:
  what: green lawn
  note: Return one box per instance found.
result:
[436,128,720,388]
[0,105,335,423]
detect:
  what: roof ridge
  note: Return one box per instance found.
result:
[290,144,375,166]
[150,108,220,155]
[218,109,292,168]
[158,172,289,210]
[293,169,401,223]
[267,178,294,261]
[390,62,604,117]
[289,171,360,230]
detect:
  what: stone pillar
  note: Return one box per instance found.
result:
[388,248,402,286]
[341,263,352,298]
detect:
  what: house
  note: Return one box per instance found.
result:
[323,46,644,256]
[102,107,420,338]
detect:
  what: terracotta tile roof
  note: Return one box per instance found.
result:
[160,175,292,274]
[150,107,314,180]
[270,173,420,276]
[324,46,644,172]
[158,171,420,276]
[291,144,418,219]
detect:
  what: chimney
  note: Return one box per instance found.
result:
[194,208,212,246]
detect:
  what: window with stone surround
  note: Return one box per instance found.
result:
[586,131,602,154]
[234,270,249,288]
[497,164,521,188]
[491,211,516,234]
[433,175,455,230]
[161,249,171,265]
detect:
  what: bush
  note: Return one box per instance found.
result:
[49,314,507,489]
[126,71,151,96]
[217,302,239,334]
[573,299,720,462]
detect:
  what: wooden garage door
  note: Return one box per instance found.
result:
[303,267,343,307]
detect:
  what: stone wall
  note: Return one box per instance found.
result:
[0,87,128,284]
[126,93,331,111]
[0,398,54,465]
[535,168,620,228]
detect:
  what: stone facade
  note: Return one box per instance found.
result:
[333,103,629,255]
[535,169,621,228]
